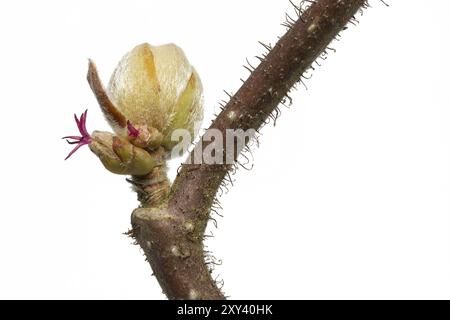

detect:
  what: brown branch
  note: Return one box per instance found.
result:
[131,0,369,300]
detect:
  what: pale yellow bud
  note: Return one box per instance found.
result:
[107,43,203,151]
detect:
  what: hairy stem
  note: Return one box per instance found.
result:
[133,0,368,299]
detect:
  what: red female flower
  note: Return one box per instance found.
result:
[62,110,91,160]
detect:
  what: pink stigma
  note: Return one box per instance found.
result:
[63,109,91,160]
[127,120,140,138]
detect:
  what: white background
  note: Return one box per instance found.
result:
[0,0,449,299]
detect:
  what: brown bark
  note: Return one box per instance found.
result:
[131,0,369,299]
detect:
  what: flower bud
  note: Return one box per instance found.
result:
[107,43,203,151]
[89,131,156,176]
